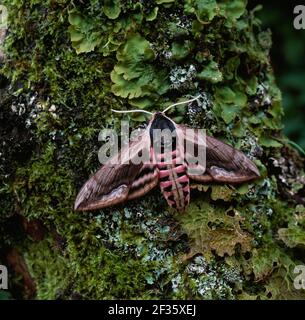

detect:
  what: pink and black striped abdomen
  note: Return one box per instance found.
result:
[156,149,190,211]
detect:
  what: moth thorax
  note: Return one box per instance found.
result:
[150,112,178,156]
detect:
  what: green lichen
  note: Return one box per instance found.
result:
[197,60,223,84]
[110,33,169,101]
[0,0,305,300]
[68,10,103,54]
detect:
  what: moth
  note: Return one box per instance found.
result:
[74,96,260,212]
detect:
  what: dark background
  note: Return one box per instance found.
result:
[250,0,305,149]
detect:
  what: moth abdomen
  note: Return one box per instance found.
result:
[157,148,190,211]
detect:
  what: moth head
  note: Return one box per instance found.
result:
[149,112,177,150]
[150,111,175,129]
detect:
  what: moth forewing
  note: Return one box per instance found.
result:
[74,127,152,211]
[184,127,207,176]
[111,126,150,166]
[204,135,260,183]
[128,127,151,165]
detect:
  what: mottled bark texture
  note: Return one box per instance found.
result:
[0,0,305,299]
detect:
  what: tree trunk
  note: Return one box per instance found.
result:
[0,0,305,299]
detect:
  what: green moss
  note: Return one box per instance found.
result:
[1,0,305,300]
[25,237,71,299]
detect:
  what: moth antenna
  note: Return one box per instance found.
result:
[162,95,201,114]
[111,109,153,116]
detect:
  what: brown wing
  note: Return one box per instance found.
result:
[74,130,159,211]
[202,135,260,183]
[177,124,260,184]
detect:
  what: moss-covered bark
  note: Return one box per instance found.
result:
[0,0,305,299]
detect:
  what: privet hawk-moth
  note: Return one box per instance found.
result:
[75,99,260,212]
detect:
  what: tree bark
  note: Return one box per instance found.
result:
[0,0,305,299]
